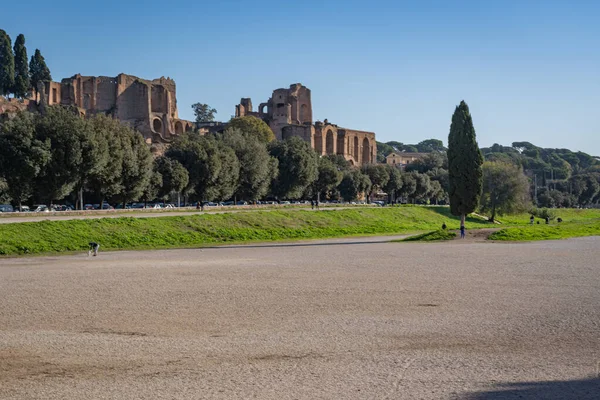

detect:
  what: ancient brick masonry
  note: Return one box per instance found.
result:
[41,74,194,143]
[236,83,377,165]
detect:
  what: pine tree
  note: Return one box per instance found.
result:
[29,49,52,95]
[447,100,483,228]
[12,34,29,98]
[0,30,15,96]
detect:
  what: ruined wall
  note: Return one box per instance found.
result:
[233,83,376,164]
[282,125,314,148]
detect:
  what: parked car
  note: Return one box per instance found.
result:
[204,202,219,207]
[52,205,72,211]
[236,201,248,206]
[0,204,14,213]
[15,205,30,212]
[221,201,234,206]
[33,205,50,212]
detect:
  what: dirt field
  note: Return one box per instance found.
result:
[1,236,599,399]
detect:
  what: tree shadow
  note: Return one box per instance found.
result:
[206,238,403,250]
[460,377,600,399]
[426,206,492,225]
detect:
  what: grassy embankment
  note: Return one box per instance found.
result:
[489,218,600,241]
[0,206,485,256]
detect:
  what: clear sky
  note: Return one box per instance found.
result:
[2,0,599,155]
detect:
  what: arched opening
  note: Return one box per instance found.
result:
[325,129,335,154]
[314,132,323,154]
[353,136,359,158]
[153,118,163,134]
[337,134,345,155]
[300,104,309,123]
[185,123,193,132]
[175,121,183,134]
[362,138,371,165]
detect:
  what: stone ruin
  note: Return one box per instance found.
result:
[235,83,376,165]
[33,73,194,143]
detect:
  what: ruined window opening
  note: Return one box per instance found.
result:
[52,88,57,103]
[277,103,284,108]
[153,118,163,133]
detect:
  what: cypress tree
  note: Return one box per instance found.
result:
[0,30,15,96]
[29,49,52,95]
[447,100,483,228]
[13,34,29,98]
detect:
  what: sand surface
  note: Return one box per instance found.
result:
[1,236,599,399]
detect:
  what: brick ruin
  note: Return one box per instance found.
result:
[39,74,194,143]
[235,83,376,165]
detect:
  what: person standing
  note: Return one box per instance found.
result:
[530,215,535,225]
[460,225,466,239]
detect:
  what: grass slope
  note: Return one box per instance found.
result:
[489,219,600,241]
[0,207,487,256]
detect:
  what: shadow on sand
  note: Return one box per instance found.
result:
[460,377,600,400]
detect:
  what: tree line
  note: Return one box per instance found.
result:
[0,30,52,99]
[0,107,454,208]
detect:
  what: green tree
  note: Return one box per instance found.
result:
[480,161,531,222]
[416,139,446,152]
[221,129,275,202]
[325,154,352,172]
[118,130,153,206]
[166,133,225,201]
[34,106,89,204]
[229,116,275,143]
[0,112,50,209]
[191,103,217,123]
[405,152,445,173]
[269,136,318,199]
[155,157,189,205]
[361,164,390,201]
[0,30,15,96]
[397,170,417,202]
[338,170,371,202]
[312,156,343,200]
[210,141,239,201]
[88,118,127,207]
[141,162,163,207]
[382,165,403,203]
[12,34,29,98]
[408,172,431,203]
[29,49,52,95]
[447,100,484,228]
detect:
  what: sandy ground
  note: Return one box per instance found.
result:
[1,236,599,399]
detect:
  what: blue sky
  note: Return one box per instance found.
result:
[2,0,599,155]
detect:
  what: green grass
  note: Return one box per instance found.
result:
[0,206,488,256]
[489,219,600,241]
[397,229,456,242]
[495,209,600,226]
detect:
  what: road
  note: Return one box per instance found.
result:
[1,236,599,399]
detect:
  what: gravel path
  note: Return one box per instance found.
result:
[1,236,599,399]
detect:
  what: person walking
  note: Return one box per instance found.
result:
[530,215,534,225]
[311,200,314,210]
[460,225,466,239]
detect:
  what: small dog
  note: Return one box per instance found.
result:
[88,242,100,257]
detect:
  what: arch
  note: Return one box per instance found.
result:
[175,121,183,134]
[185,123,193,132]
[325,129,335,155]
[337,134,345,155]
[362,137,371,165]
[153,118,163,134]
[259,103,268,116]
[353,136,359,158]
[314,132,323,154]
